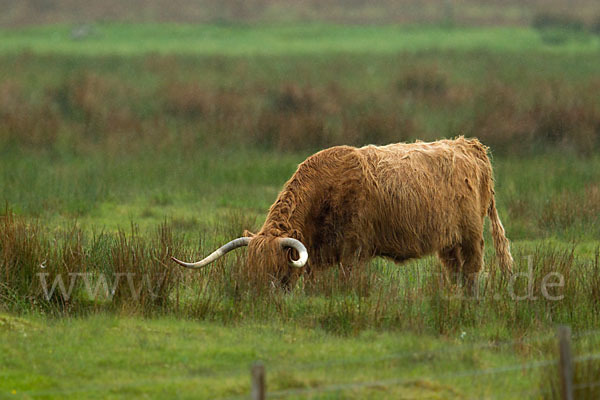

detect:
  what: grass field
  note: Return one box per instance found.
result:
[7,314,599,399]
[1,24,600,55]
[1,21,600,399]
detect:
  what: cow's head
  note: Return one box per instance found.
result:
[171,232,308,289]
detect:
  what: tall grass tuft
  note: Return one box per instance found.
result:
[0,210,184,315]
[1,207,600,336]
[0,209,83,313]
[107,222,182,313]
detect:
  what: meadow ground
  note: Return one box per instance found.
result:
[1,23,600,399]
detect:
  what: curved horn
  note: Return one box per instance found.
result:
[279,238,308,268]
[171,237,251,269]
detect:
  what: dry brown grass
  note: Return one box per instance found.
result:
[163,82,210,119]
[254,83,420,150]
[255,84,335,150]
[466,80,600,155]
[0,210,183,315]
[0,210,82,312]
[540,185,600,231]
[468,81,536,153]
[1,62,599,155]
[530,82,600,154]
[0,80,60,149]
[396,66,448,100]
[50,72,146,152]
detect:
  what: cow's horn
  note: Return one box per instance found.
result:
[279,238,308,268]
[171,237,251,269]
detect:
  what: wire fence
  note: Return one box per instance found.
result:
[265,329,561,374]
[574,380,600,391]
[262,358,559,400]
[12,326,600,399]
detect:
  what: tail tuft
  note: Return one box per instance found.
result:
[488,196,513,274]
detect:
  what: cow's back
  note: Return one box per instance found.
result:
[357,138,493,260]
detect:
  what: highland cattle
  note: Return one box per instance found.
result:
[172,137,513,289]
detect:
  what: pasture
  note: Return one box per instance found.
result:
[1,20,600,399]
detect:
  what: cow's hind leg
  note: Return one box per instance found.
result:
[460,235,484,295]
[438,246,463,285]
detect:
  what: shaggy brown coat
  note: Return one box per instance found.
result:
[246,137,513,287]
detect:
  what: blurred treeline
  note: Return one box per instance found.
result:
[2,0,600,28]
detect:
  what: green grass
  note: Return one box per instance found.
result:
[1,23,599,56]
[0,314,564,399]
[1,148,599,240]
[1,22,600,398]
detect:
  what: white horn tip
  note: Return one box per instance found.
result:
[289,252,308,268]
[171,256,193,268]
[279,237,309,268]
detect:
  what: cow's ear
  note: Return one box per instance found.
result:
[243,230,256,238]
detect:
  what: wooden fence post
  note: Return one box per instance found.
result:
[251,361,266,400]
[558,325,573,400]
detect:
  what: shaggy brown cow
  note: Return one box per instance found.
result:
[172,137,513,289]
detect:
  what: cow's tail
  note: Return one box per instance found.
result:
[487,194,513,274]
